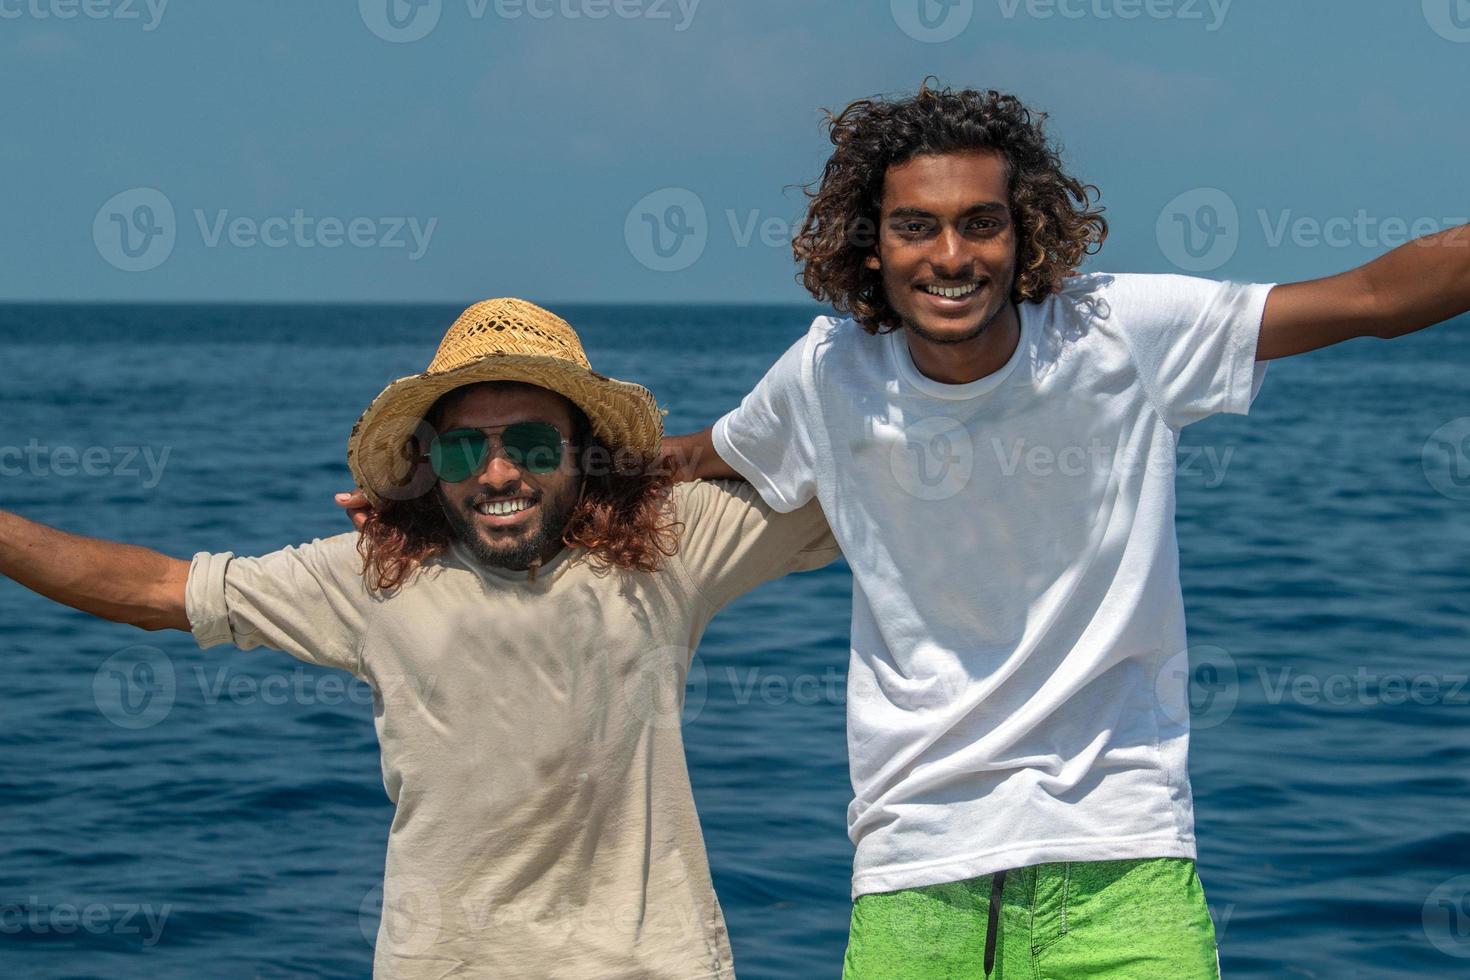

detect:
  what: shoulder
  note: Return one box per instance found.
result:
[804,313,894,386]
[671,479,768,523]
[1054,271,1243,315]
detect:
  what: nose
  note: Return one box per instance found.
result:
[930,226,969,277]
[477,449,524,488]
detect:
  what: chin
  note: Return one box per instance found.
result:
[905,314,989,347]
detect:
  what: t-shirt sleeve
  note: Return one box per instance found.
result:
[184,532,375,676]
[711,331,820,513]
[672,479,840,612]
[1107,274,1275,430]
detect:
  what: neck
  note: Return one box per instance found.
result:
[904,302,1021,385]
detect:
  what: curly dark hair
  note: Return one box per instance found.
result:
[793,80,1108,335]
[356,392,680,592]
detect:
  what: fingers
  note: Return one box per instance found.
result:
[334,491,370,509]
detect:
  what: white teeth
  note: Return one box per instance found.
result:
[924,282,980,299]
[477,499,531,517]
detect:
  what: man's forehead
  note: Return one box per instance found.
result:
[881,150,1009,210]
[437,382,575,426]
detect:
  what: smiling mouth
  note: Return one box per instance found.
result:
[919,281,983,300]
[474,496,537,518]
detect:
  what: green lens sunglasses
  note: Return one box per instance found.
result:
[425,422,573,482]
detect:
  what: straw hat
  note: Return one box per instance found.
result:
[347,298,664,507]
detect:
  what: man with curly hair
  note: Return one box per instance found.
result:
[0,298,837,979]
[666,82,1470,977]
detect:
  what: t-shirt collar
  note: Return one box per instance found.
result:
[447,538,579,585]
[887,303,1030,400]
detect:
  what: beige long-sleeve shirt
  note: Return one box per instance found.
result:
[184,479,837,979]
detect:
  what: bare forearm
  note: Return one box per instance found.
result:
[0,510,190,631]
[1359,222,1470,337]
[1259,222,1470,360]
[659,427,742,482]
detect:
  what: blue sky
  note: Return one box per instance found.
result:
[3,0,1467,302]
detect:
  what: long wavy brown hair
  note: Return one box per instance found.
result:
[793,80,1109,335]
[356,390,680,592]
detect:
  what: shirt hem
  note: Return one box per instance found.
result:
[850,834,1197,899]
[1222,281,1276,417]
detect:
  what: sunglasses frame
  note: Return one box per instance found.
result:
[420,421,575,481]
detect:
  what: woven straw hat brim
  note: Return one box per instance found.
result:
[347,352,663,508]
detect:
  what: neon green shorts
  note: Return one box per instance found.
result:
[842,858,1220,979]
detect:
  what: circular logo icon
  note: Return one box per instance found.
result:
[360,874,443,955]
[1156,188,1239,273]
[1424,0,1470,43]
[622,647,707,729]
[888,416,975,501]
[1423,417,1470,501]
[93,188,176,273]
[1155,644,1238,730]
[624,188,708,273]
[890,0,974,42]
[359,0,442,43]
[373,417,444,502]
[1424,875,1470,958]
[93,645,177,729]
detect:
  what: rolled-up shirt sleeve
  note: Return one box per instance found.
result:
[184,532,375,677]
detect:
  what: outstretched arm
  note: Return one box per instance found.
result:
[0,510,189,632]
[1258,223,1470,361]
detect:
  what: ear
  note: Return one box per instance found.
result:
[864,253,881,271]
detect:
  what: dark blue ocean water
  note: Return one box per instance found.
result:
[0,304,1467,979]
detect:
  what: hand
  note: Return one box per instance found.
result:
[334,491,375,531]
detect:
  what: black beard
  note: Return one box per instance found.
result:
[901,297,1007,346]
[439,482,580,572]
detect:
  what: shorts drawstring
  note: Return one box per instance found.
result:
[984,868,1007,977]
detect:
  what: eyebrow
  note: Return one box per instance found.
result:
[886,202,1009,220]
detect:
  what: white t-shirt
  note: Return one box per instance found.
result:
[713,273,1274,898]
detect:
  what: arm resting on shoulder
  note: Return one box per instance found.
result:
[660,426,743,482]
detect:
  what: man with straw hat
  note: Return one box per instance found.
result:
[0,297,837,979]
